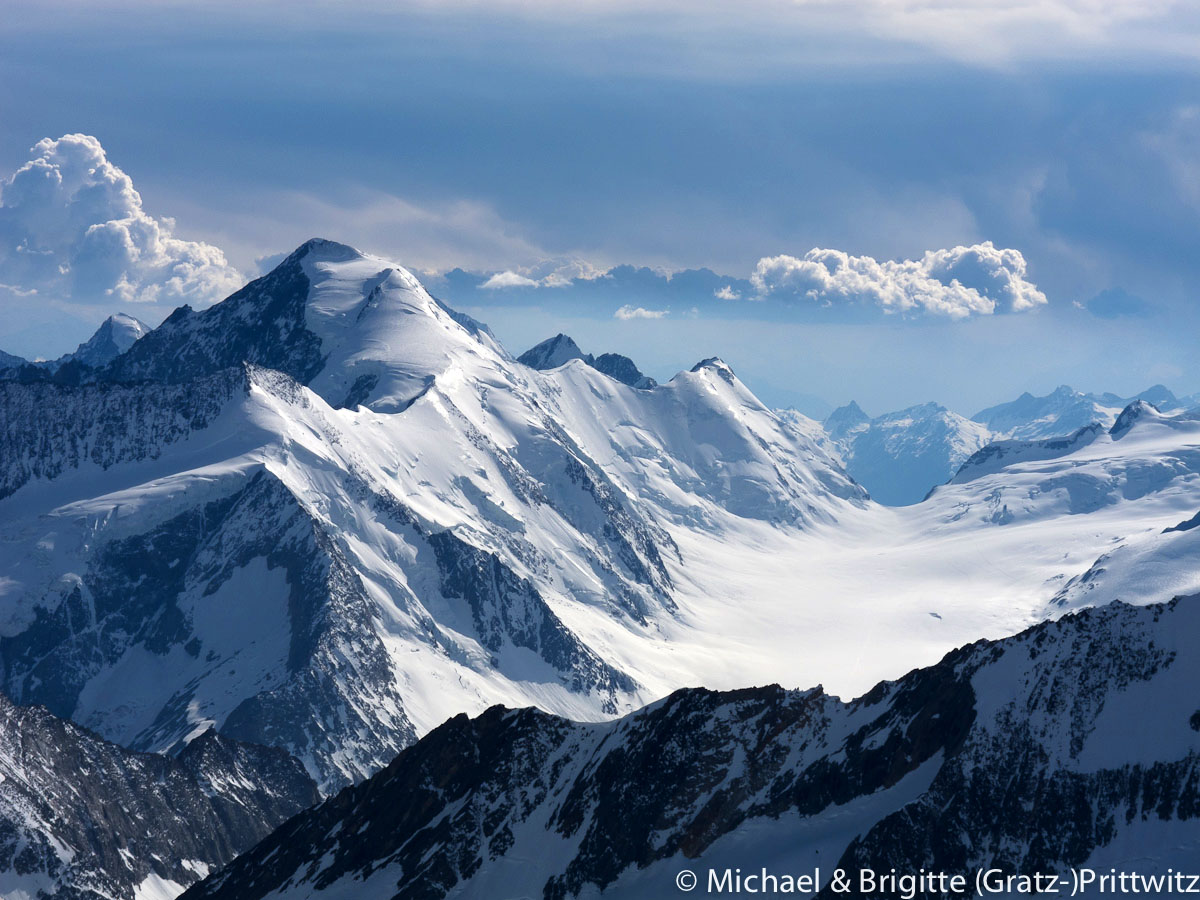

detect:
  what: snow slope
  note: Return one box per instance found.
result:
[2,238,1199,804]
[0,240,865,794]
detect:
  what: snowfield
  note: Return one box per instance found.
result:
[1,239,1197,789]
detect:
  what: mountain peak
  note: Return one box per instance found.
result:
[1133,383,1178,408]
[518,334,590,370]
[291,237,365,264]
[59,312,151,369]
[973,384,1114,440]
[690,356,732,374]
[687,357,738,389]
[1109,399,1163,439]
[103,240,498,411]
[519,335,656,388]
[896,400,948,416]
[824,401,872,440]
[0,347,27,369]
[592,352,656,389]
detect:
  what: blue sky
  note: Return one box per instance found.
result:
[1,1,1198,415]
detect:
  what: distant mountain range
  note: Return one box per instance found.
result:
[811,383,1198,505]
[0,313,148,377]
[1,304,1193,511]
[2,238,1199,899]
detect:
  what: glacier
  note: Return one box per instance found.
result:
[1,237,1200,900]
[0,238,1197,795]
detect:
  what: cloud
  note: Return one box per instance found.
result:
[750,242,1047,319]
[34,1,1193,69]
[1142,105,1200,208]
[477,257,608,289]
[481,270,540,289]
[614,304,668,320]
[254,251,289,275]
[0,134,243,308]
[715,285,741,300]
[786,0,1194,65]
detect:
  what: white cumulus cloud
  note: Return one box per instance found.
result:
[715,284,741,300]
[481,270,540,289]
[614,304,668,320]
[0,134,243,308]
[750,241,1047,319]
[479,256,608,289]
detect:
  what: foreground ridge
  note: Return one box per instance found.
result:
[183,597,1200,900]
[0,692,318,900]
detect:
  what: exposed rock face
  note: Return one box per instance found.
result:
[104,242,326,387]
[182,598,1200,900]
[0,365,253,501]
[0,692,318,900]
[517,333,589,371]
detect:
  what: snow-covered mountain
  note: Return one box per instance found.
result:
[817,401,992,506]
[820,399,870,443]
[3,241,1199,793]
[0,692,317,900]
[810,382,1199,506]
[944,400,1200,523]
[1097,384,1193,413]
[518,333,657,389]
[58,312,150,369]
[939,401,1200,611]
[972,384,1125,440]
[0,239,866,796]
[0,315,150,380]
[180,596,1200,900]
[4,237,1200,899]
[4,241,1199,798]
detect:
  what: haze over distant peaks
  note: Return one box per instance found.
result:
[820,401,991,506]
[812,382,1200,506]
[0,312,150,373]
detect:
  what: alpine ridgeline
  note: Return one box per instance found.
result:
[182,597,1200,900]
[0,239,865,795]
[4,238,1200,900]
[0,693,317,900]
[810,383,1198,506]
